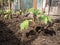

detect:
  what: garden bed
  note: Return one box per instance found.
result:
[0,15,60,45]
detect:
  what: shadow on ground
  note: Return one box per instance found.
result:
[35,26,56,36]
[0,21,21,45]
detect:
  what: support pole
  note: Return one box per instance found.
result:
[8,0,11,10]
[33,0,37,9]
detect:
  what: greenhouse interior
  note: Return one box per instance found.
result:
[0,0,60,45]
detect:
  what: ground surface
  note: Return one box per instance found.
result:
[0,15,60,45]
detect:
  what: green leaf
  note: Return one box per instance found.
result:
[39,15,45,21]
[27,8,39,15]
[44,17,48,24]
[28,8,34,13]
[5,9,12,14]
[0,9,3,14]
[20,20,32,31]
[16,11,20,14]
[39,14,52,24]
[47,16,52,23]
[4,14,8,18]
[34,10,39,16]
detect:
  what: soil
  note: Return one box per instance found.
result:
[0,15,60,45]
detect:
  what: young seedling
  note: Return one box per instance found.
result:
[20,20,32,32]
[38,12,53,29]
[39,14,52,24]
[27,8,39,29]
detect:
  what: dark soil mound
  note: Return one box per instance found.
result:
[0,21,20,45]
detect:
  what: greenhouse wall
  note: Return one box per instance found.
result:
[11,0,60,15]
[12,0,44,11]
[37,0,43,10]
[48,0,60,15]
[12,0,20,11]
[20,0,43,10]
[20,0,33,10]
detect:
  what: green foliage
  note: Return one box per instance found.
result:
[34,9,39,16]
[0,9,3,14]
[16,11,20,14]
[4,9,12,14]
[0,0,2,3]
[4,14,8,18]
[28,8,34,13]
[27,8,39,16]
[39,14,52,24]
[15,10,23,15]
[4,9,12,18]
[20,20,32,31]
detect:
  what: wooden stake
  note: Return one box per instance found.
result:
[33,0,37,9]
[8,0,11,10]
